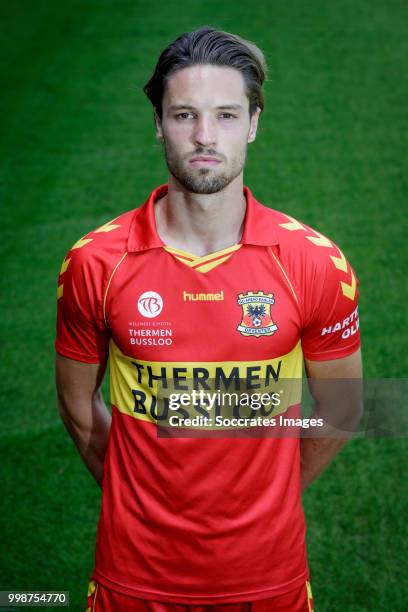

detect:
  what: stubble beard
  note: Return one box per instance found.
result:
[163,142,247,195]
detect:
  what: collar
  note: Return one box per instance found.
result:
[127,184,278,253]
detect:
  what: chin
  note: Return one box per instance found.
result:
[171,165,241,195]
[182,177,233,194]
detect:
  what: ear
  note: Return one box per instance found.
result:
[247,107,261,143]
[154,110,164,141]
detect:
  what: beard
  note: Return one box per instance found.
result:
[163,143,247,195]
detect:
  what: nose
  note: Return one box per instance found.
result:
[192,115,217,149]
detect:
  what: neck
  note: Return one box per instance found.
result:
[154,173,247,257]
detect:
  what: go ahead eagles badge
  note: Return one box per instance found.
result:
[237,291,278,337]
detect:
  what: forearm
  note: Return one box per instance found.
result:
[301,352,363,492]
[300,436,347,493]
[59,390,111,487]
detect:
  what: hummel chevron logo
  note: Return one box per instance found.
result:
[330,249,348,272]
[341,270,356,301]
[71,237,93,250]
[57,221,121,299]
[95,221,120,233]
[306,230,332,248]
[278,215,306,232]
[59,257,71,275]
[279,215,357,301]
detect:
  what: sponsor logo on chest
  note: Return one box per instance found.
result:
[130,291,173,346]
[127,288,279,349]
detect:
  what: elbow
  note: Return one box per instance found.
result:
[57,400,70,427]
[56,391,76,430]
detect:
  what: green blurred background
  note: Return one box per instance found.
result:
[1,0,407,609]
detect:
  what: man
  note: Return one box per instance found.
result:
[56,27,362,611]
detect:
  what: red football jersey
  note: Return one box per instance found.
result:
[56,185,360,604]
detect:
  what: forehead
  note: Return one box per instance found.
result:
[163,64,248,109]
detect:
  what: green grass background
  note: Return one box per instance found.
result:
[1,0,407,609]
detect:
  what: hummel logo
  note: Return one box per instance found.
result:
[183,290,224,301]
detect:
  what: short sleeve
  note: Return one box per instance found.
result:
[301,253,361,361]
[55,245,110,363]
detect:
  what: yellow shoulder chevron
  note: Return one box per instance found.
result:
[71,236,93,250]
[306,230,332,248]
[94,220,120,233]
[278,215,306,231]
[330,249,348,272]
[57,220,121,299]
[59,257,71,275]
[341,270,356,300]
[279,216,357,301]
[331,248,357,300]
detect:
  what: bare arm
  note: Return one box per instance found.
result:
[55,354,111,487]
[301,348,363,493]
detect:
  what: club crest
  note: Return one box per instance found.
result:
[237,291,278,337]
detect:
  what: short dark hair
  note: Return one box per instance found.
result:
[143,26,267,118]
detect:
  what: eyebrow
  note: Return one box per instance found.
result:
[167,104,243,112]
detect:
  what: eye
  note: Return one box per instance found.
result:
[175,112,195,120]
[219,113,237,119]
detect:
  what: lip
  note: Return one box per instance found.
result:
[189,156,221,164]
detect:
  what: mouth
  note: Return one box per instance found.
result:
[189,156,221,166]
